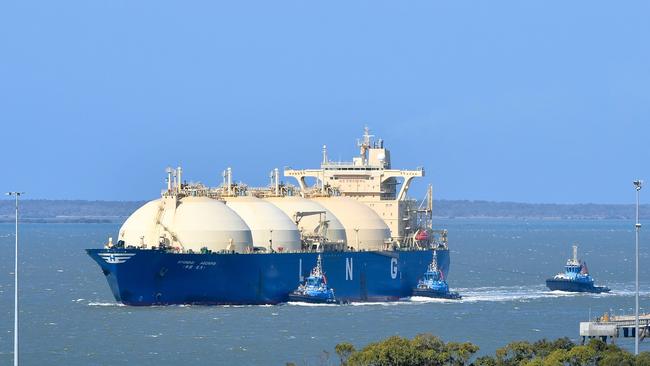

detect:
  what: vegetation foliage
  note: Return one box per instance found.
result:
[288,334,650,366]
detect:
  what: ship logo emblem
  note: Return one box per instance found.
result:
[98,253,136,264]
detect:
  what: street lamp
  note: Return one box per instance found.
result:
[7,191,24,366]
[634,180,643,355]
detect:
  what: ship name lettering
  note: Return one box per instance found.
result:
[390,258,398,279]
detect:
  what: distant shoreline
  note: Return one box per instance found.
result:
[0,199,647,223]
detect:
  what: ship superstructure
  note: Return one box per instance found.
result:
[285,127,436,246]
[87,128,451,305]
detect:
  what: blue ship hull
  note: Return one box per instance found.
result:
[86,248,450,305]
[545,279,610,293]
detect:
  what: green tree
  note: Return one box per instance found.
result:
[344,334,478,366]
[600,351,634,366]
[636,352,650,366]
[333,334,646,366]
[565,345,596,366]
[335,342,356,366]
[472,355,497,366]
[603,342,625,354]
[584,338,606,353]
[550,338,574,352]
[530,338,574,359]
[496,341,535,366]
[447,342,480,366]
[541,349,568,366]
[521,358,543,366]
[411,334,448,365]
[348,335,416,366]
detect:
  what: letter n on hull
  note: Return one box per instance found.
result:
[346,258,353,281]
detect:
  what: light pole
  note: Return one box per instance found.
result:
[7,192,24,366]
[634,180,643,355]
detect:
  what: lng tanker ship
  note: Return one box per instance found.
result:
[86,128,451,305]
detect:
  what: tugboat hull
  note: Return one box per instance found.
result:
[546,279,610,293]
[287,293,337,304]
[412,288,462,300]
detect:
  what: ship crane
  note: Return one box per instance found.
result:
[294,211,334,250]
[294,210,324,221]
[293,211,328,230]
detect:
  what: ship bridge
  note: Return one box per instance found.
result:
[284,128,425,243]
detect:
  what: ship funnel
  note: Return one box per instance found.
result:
[573,244,578,262]
[274,168,280,195]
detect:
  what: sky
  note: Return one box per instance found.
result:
[1,1,648,203]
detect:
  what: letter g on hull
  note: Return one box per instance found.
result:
[390,258,398,279]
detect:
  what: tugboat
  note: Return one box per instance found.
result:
[288,254,337,304]
[412,251,461,299]
[546,245,610,293]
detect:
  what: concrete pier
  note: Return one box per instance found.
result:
[580,313,650,344]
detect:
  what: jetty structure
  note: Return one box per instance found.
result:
[580,313,650,344]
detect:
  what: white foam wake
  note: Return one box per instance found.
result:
[286,301,339,307]
[87,302,126,307]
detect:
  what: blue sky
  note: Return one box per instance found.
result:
[1,1,648,203]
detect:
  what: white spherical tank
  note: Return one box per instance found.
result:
[311,197,391,251]
[173,196,253,253]
[224,196,301,252]
[263,196,347,244]
[118,199,162,248]
[118,196,254,253]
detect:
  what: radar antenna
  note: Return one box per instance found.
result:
[357,126,374,165]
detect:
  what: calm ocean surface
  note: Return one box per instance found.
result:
[0,219,649,365]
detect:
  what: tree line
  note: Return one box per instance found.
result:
[287,333,650,366]
[1,199,648,222]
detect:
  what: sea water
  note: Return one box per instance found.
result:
[0,219,648,365]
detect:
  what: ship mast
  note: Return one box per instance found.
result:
[357,126,373,166]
